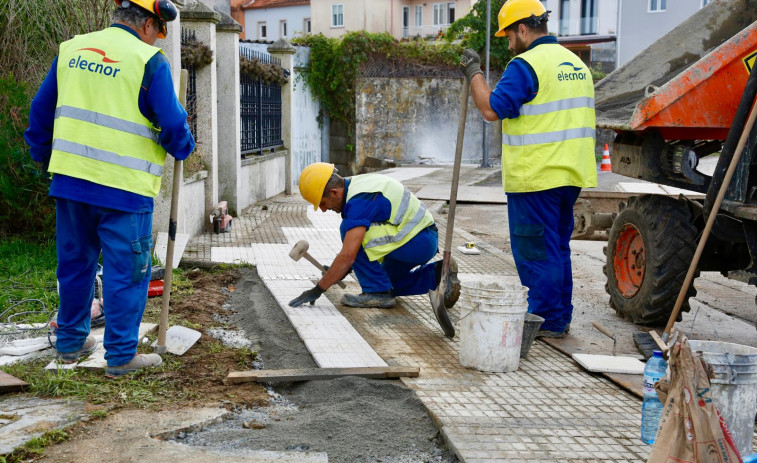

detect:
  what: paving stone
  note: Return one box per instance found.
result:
[182,174,653,462]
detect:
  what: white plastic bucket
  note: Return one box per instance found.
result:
[688,340,757,457]
[458,280,528,372]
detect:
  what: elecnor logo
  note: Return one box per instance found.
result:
[68,48,122,78]
[557,62,587,82]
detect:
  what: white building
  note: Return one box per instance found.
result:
[242,0,311,41]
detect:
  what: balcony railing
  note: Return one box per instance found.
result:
[402,24,450,39]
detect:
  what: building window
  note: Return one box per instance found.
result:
[448,2,455,23]
[415,5,422,26]
[258,22,267,39]
[332,4,344,27]
[304,18,311,33]
[580,0,597,34]
[649,0,666,12]
[433,3,444,25]
[403,6,409,28]
[559,0,569,36]
[280,20,287,38]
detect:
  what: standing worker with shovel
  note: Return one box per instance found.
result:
[289,163,460,325]
[25,0,194,377]
[462,0,597,337]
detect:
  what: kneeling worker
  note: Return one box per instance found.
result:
[289,163,460,315]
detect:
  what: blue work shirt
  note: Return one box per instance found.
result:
[489,35,558,120]
[24,24,195,213]
[339,178,393,237]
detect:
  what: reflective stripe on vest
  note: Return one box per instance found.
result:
[52,139,163,177]
[501,43,597,193]
[48,27,167,198]
[346,174,435,262]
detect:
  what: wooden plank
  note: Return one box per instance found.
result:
[227,366,420,384]
[0,370,28,393]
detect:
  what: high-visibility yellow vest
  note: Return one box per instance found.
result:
[501,43,597,193]
[48,27,168,198]
[346,174,435,262]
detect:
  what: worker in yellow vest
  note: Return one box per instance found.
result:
[25,0,194,376]
[289,163,460,324]
[462,0,597,337]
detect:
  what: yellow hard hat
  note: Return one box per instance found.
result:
[114,0,178,39]
[299,163,336,210]
[495,0,547,37]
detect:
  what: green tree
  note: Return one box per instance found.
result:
[445,0,513,72]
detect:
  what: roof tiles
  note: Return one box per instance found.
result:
[244,0,310,9]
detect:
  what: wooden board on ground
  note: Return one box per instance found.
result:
[227,366,420,384]
[0,370,28,393]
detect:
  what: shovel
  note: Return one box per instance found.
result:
[430,79,469,338]
[153,69,201,356]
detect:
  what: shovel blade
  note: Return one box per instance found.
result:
[429,280,455,338]
[152,325,201,356]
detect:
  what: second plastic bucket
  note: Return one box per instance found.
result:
[688,340,757,457]
[520,313,544,358]
[458,280,528,372]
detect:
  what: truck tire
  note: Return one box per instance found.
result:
[604,195,699,325]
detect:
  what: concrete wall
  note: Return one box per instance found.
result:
[292,46,322,187]
[239,152,288,210]
[356,77,501,166]
[182,173,209,236]
[617,0,703,66]
[244,5,311,41]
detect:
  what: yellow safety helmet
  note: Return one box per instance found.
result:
[495,0,548,37]
[114,0,178,39]
[299,162,336,210]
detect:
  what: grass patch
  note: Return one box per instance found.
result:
[2,428,69,462]
[1,356,196,407]
[0,238,58,325]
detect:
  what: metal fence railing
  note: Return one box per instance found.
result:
[181,27,198,139]
[239,47,283,157]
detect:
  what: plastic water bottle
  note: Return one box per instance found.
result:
[641,350,667,444]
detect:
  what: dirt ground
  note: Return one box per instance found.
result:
[38,266,456,462]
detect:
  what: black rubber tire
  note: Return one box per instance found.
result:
[604,195,699,325]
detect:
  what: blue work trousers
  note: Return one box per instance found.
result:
[507,187,580,332]
[55,198,153,366]
[346,226,439,296]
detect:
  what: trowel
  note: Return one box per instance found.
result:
[430,79,469,339]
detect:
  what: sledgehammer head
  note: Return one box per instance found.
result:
[289,240,310,261]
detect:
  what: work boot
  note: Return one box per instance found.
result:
[105,353,163,378]
[56,335,97,363]
[434,257,461,308]
[535,329,566,339]
[340,291,395,308]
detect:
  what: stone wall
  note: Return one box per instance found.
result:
[356,77,502,167]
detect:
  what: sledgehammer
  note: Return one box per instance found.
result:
[289,240,346,289]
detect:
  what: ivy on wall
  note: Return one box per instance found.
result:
[293,31,463,137]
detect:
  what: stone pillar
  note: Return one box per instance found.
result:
[182,1,221,232]
[216,13,243,215]
[268,39,296,195]
[153,1,185,240]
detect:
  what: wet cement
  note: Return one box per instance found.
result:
[181,267,458,463]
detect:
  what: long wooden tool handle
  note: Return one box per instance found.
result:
[304,253,347,289]
[441,80,470,275]
[591,321,615,340]
[663,95,757,338]
[157,69,189,351]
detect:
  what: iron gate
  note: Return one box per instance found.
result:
[239,47,284,156]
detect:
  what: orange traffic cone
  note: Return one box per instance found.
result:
[600,144,612,172]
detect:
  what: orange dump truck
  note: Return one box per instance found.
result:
[594,0,757,324]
